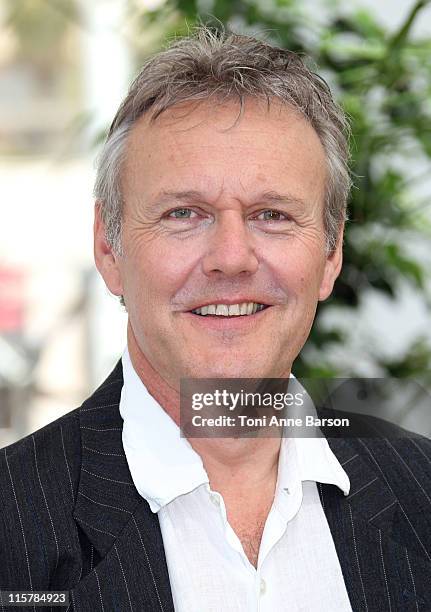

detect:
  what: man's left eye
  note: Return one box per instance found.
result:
[254,210,289,221]
[167,208,197,219]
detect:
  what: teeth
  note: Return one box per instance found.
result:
[191,302,267,316]
[216,304,229,316]
[229,304,240,316]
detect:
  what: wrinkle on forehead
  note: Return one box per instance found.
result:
[126,96,319,151]
[121,97,327,215]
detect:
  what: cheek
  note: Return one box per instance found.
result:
[285,242,326,290]
[125,244,196,303]
[272,250,321,297]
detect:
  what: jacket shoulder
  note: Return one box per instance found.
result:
[0,360,124,591]
[1,406,82,475]
[0,408,83,590]
[356,431,431,490]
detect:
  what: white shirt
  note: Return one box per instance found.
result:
[120,348,353,612]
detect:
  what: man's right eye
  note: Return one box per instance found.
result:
[167,208,196,219]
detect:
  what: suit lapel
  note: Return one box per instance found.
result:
[321,436,430,611]
[71,361,174,612]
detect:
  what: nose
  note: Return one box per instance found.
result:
[201,210,259,277]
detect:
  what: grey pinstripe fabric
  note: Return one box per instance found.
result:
[0,361,430,611]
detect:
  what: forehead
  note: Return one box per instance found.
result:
[121,97,327,205]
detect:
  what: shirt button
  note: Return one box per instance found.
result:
[260,578,266,595]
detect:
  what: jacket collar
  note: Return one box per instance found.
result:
[71,360,175,611]
[72,359,140,557]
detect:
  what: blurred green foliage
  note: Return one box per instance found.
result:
[130,0,431,379]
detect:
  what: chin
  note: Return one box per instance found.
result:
[186,362,271,380]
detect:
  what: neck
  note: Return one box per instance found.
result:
[127,322,181,423]
[190,435,281,497]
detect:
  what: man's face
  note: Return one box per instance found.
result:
[95,98,343,388]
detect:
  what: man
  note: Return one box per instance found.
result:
[0,25,430,612]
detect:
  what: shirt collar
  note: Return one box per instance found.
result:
[276,381,350,497]
[119,348,350,513]
[120,348,208,512]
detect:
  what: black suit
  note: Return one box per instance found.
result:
[0,360,430,611]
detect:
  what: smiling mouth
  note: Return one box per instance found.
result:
[190,302,270,317]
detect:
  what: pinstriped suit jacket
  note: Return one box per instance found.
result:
[0,360,430,612]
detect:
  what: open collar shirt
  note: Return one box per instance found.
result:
[119,348,353,612]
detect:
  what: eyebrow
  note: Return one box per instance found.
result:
[253,190,306,208]
[151,190,210,208]
[150,189,306,209]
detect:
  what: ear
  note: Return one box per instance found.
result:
[94,202,124,296]
[318,227,344,301]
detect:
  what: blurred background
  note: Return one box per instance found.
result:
[1,0,431,446]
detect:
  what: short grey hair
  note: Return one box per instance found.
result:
[94,24,351,257]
